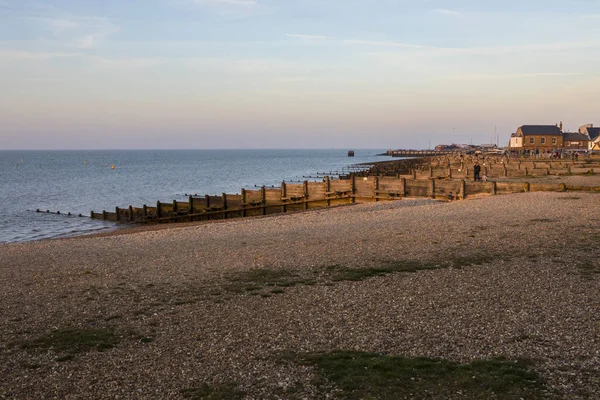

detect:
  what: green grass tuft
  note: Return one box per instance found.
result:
[295,351,544,399]
[529,218,555,223]
[20,328,120,355]
[181,382,244,399]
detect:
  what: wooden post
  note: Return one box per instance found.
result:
[448,166,452,179]
[351,175,356,203]
[325,176,331,207]
[90,211,95,219]
[525,167,529,176]
[142,204,147,220]
[466,167,470,178]
[241,188,247,217]
[459,180,467,199]
[503,165,507,177]
[222,193,228,219]
[128,205,133,221]
[524,182,530,192]
[401,178,407,197]
[156,201,162,219]
[189,195,194,214]
[261,185,266,215]
[374,176,380,202]
[205,194,210,209]
[429,178,435,199]
[172,200,177,213]
[281,181,287,213]
[303,181,309,210]
[115,207,120,222]
[102,210,107,220]
[412,169,417,179]
[491,181,497,195]
[429,167,433,178]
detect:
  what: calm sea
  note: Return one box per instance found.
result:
[0,149,393,243]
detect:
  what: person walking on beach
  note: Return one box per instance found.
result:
[473,161,481,181]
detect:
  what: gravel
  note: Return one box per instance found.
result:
[1,191,599,399]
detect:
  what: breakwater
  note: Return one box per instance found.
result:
[86,154,600,225]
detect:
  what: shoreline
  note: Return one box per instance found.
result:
[1,190,599,398]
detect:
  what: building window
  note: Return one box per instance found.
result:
[552,137,557,145]
[529,137,534,144]
[541,137,546,144]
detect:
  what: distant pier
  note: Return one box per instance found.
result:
[384,149,455,157]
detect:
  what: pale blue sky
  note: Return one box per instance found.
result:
[1,0,599,149]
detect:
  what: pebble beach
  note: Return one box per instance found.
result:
[1,186,599,399]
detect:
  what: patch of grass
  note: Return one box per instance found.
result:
[56,354,76,362]
[294,351,545,400]
[577,261,600,279]
[224,268,314,296]
[220,256,504,300]
[326,265,396,282]
[232,268,297,284]
[181,382,244,400]
[21,362,42,369]
[20,328,120,355]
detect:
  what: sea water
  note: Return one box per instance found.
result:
[0,149,393,243]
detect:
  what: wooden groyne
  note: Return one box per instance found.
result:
[85,154,600,225]
[385,149,455,157]
[358,154,600,179]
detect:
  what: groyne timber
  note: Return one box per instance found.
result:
[84,154,600,225]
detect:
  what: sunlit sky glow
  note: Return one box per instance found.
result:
[1,0,599,149]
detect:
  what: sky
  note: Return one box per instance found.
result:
[1,0,599,150]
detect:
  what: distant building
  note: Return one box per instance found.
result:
[508,122,600,153]
[434,143,473,152]
[509,132,523,149]
[579,124,600,152]
[509,124,563,153]
[563,132,589,151]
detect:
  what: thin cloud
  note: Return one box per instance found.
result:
[466,41,600,55]
[191,0,257,5]
[0,49,83,60]
[28,15,119,49]
[343,39,436,50]
[433,8,461,15]
[346,39,600,56]
[286,33,331,40]
[442,72,584,80]
[75,34,101,49]
[86,56,165,69]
